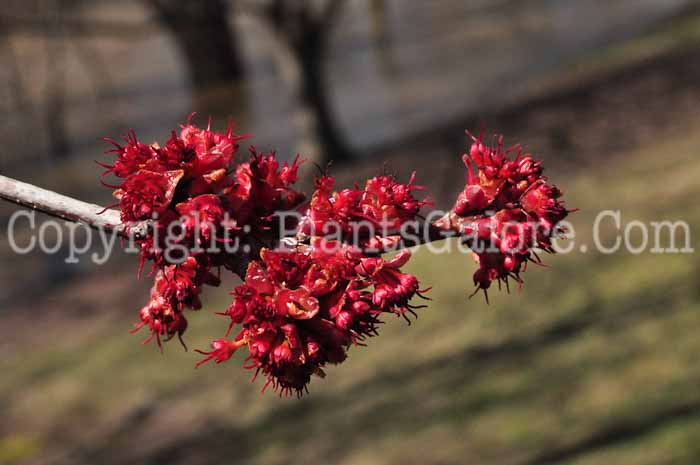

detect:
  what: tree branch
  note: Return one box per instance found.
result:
[0,175,143,238]
[0,174,451,252]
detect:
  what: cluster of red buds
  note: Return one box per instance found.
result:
[434,132,571,300]
[298,173,430,248]
[101,117,571,396]
[101,115,305,347]
[196,170,432,395]
[197,240,429,396]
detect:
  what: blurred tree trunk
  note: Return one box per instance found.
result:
[0,22,29,113]
[369,0,388,47]
[296,21,352,165]
[267,0,354,165]
[45,4,70,159]
[148,0,244,90]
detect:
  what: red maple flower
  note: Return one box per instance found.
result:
[223,149,305,233]
[131,256,220,348]
[101,130,157,178]
[299,173,429,244]
[361,172,429,229]
[200,238,427,396]
[102,116,305,348]
[176,194,227,245]
[435,132,570,299]
[356,249,429,319]
[114,169,183,222]
[195,338,247,368]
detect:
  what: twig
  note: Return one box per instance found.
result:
[0,174,450,251]
[0,174,136,237]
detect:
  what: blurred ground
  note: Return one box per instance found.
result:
[1,2,700,465]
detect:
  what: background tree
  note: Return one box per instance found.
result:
[147,0,245,90]
[44,0,70,159]
[261,0,354,165]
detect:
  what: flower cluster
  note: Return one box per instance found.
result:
[197,241,428,396]
[101,115,305,348]
[435,132,570,299]
[101,117,572,397]
[197,172,431,396]
[299,173,429,248]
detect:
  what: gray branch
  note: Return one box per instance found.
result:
[0,174,147,238]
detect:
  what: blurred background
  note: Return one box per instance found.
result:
[1,1,700,464]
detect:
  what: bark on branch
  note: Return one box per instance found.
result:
[0,175,140,238]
